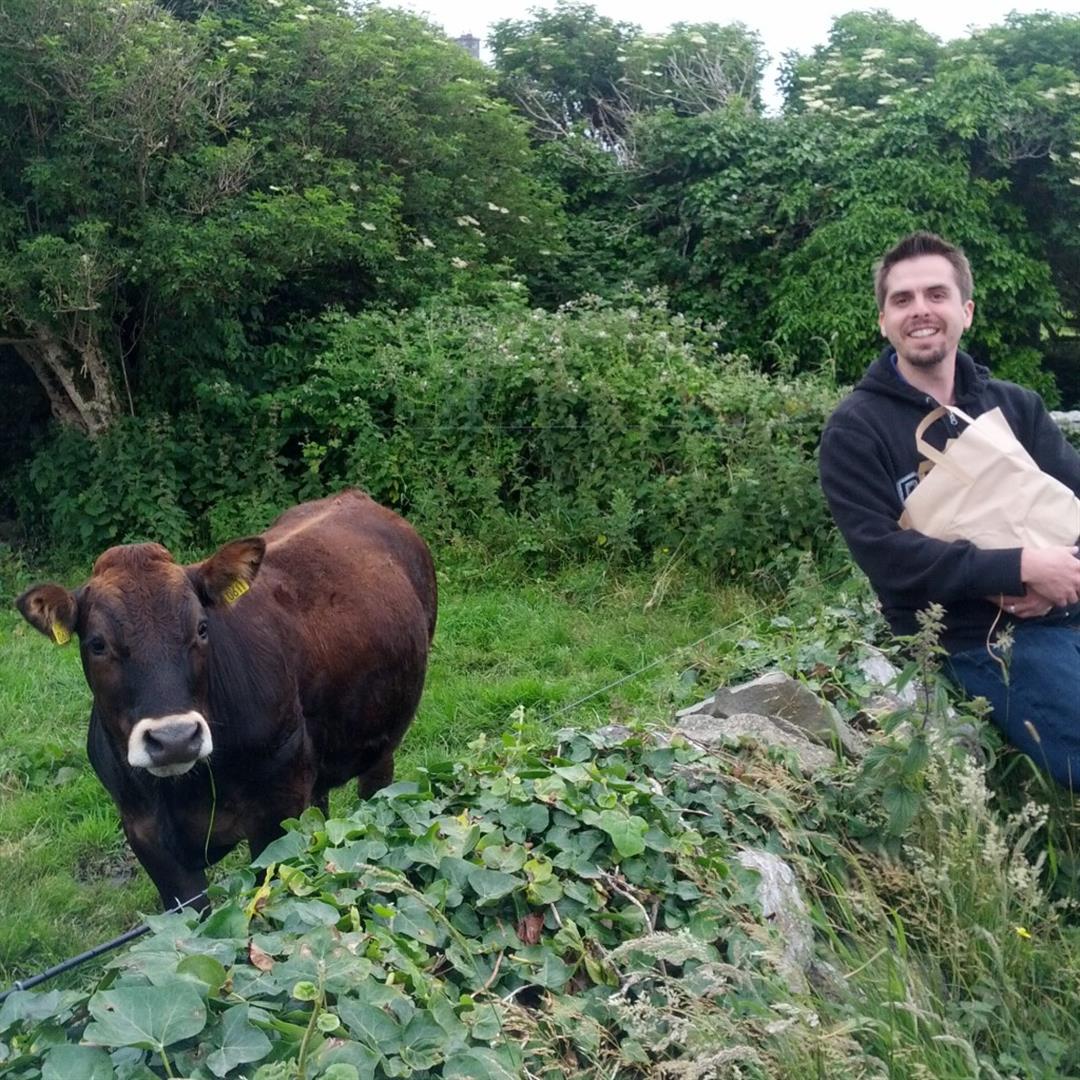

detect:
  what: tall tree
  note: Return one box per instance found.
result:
[0,0,561,434]
[625,13,1075,393]
[491,3,764,158]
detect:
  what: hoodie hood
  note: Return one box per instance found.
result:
[855,347,992,408]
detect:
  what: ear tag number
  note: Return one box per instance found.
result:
[222,579,250,605]
[51,623,71,646]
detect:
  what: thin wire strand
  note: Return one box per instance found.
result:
[540,562,853,724]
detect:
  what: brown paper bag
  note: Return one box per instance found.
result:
[898,405,1080,548]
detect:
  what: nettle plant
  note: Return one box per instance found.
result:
[0,728,831,1080]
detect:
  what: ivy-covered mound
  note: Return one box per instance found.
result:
[0,727,839,1079]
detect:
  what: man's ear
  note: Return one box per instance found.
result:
[16,584,79,645]
[190,537,266,607]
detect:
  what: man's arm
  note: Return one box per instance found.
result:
[1011,392,1080,606]
[819,418,1024,605]
[1018,548,1080,608]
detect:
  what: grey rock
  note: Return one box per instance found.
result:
[712,671,867,760]
[736,849,813,994]
[676,712,836,775]
[806,958,847,1000]
[676,694,716,719]
[856,650,916,706]
[858,692,907,726]
[592,724,633,745]
[1052,410,1080,434]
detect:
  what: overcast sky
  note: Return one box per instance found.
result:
[389,0,1080,107]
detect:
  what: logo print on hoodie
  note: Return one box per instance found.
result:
[896,471,919,503]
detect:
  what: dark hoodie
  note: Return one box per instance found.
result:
[819,348,1080,653]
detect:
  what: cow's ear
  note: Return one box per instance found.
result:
[16,584,78,645]
[192,537,266,607]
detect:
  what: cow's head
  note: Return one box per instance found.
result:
[17,537,265,777]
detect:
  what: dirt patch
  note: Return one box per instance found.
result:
[75,846,139,887]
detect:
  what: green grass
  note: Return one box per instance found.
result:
[0,545,758,988]
[8,546,1080,1074]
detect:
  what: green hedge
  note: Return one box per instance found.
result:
[12,294,841,574]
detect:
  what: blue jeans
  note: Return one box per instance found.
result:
[947,618,1080,789]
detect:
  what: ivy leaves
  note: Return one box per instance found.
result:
[1,727,795,1078]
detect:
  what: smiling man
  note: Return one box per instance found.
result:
[819,231,1080,787]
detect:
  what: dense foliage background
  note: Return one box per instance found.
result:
[1,0,1079,565]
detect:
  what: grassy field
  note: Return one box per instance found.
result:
[8,543,1080,1076]
[0,543,767,988]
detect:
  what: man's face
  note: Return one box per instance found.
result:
[878,254,974,370]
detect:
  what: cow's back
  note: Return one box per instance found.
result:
[249,489,436,783]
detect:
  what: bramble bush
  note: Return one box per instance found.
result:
[12,293,841,575]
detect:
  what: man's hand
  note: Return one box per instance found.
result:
[992,590,1056,618]
[1020,547,1080,608]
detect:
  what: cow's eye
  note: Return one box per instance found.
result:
[87,636,108,657]
[196,619,209,641]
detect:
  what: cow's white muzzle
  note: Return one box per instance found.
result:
[127,712,213,777]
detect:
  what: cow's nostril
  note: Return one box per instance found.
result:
[141,721,203,765]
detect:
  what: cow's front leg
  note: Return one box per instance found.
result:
[245,792,315,875]
[246,740,319,862]
[122,814,210,912]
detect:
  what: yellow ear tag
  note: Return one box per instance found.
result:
[51,623,71,646]
[222,578,250,605]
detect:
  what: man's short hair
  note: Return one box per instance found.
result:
[874,231,974,310]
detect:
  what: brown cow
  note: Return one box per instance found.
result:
[16,490,436,910]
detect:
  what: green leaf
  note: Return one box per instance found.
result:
[514,946,575,989]
[0,990,79,1029]
[176,954,228,996]
[594,809,649,858]
[326,819,365,846]
[467,866,521,902]
[497,803,550,838]
[206,1005,273,1077]
[444,1046,523,1079]
[902,734,930,777]
[251,830,308,868]
[480,843,528,873]
[43,1044,115,1080]
[199,901,250,940]
[438,856,476,892]
[1034,1029,1067,1064]
[882,782,921,834]
[336,999,402,1053]
[526,875,564,904]
[328,839,391,873]
[390,894,445,947]
[323,1065,362,1080]
[320,1040,380,1080]
[84,985,206,1051]
[462,1003,502,1041]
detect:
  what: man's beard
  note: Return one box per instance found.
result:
[902,343,947,369]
